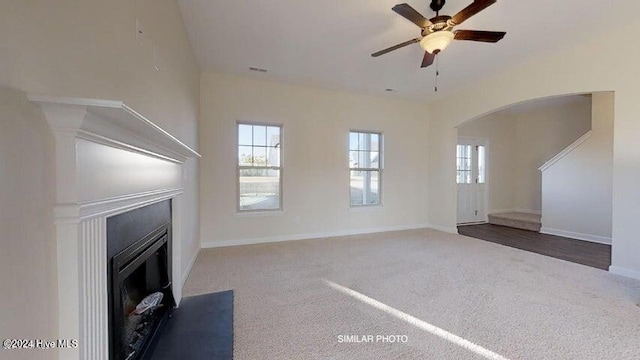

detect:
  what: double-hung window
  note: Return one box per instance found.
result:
[237,123,282,211]
[349,131,382,206]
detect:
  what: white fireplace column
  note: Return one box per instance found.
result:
[30,96,200,360]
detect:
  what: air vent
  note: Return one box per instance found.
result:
[385,88,394,92]
[249,67,268,73]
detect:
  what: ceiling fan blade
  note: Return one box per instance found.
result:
[454,30,505,42]
[421,51,436,68]
[451,0,497,25]
[372,38,420,57]
[392,3,432,28]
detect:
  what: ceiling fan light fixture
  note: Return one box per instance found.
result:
[420,31,454,54]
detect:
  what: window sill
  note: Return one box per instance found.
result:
[233,210,285,218]
[349,205,384,212]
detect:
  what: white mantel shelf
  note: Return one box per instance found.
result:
[29,94,198,360]
[28,95,201,161]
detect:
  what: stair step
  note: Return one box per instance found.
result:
[488,212,541,232]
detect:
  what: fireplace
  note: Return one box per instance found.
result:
[29,95,201,359]
[108,201,175,360]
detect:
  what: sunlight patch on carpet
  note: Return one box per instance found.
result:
[323,279,510,360]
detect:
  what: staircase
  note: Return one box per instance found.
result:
[488,212,541,232]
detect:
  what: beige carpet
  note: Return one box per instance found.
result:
[488,212,541,232]
[184,229,640,359]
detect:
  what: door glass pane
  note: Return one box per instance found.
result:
[239,169,280,210]
[456,145,472,184]
[478,145,486,184]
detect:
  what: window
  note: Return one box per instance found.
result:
[477,145,486,184]
[457,144,485,184]
[349,131,382,206]
[456,145,472,184]
[237,123,282,211]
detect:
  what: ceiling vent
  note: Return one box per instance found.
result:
[249,67,268,73]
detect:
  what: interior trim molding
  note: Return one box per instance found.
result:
[53,189,185,224]
[182,244,201,287]
[202,224,433,248]
[428,224,460,234]
[80,189,184,220]
[539,131,592,172]
[540,227,612,245]
[609,266,640,281]
[28,94,201,160]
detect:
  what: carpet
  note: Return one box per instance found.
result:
[184,229,640,359]
[487,212,541,232]
[150,291,233,360]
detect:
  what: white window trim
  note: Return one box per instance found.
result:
[236,121,284,213]
[349,130,383,207]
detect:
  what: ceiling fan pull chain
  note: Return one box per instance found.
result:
[435,55,439,92]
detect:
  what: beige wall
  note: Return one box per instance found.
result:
[513,97,592,211]
[459,96,592,214]
[541,92,614,243]
[427,1,640,278]
[200,73,430,246]
[0,1,200,359]
[0,88,57,358]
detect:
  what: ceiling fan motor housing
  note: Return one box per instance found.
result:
[430,0,446,12]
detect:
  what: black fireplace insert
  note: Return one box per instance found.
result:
[108,201,175,360]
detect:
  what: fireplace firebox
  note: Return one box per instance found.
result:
[108,201,175,360]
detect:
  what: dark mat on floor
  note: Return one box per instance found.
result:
[150,290,234,360]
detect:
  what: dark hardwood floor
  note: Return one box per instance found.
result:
[458,224,611,270]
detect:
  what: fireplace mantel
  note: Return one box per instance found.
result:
[28,95,200,161]
[29,95,200,360]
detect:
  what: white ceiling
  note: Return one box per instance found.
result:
[178,0,610,101]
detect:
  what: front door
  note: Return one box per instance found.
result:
[457,139,486,224]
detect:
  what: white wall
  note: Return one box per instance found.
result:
[200,73,431,246]
[458,96,592,214]
[0,1,200,359]
[541,92,614,243]
[427,1,640,279]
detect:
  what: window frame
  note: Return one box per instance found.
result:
[348,130,383,207]
[236,121,284,213]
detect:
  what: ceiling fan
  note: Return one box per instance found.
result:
[372,0,506,68]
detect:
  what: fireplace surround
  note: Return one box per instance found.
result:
[29,95,200,360]
[108,201,174,360]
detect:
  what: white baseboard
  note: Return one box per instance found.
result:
[609,266,640,281]
[201,223,437,248]
[540,227,612,245]
[181,244,201,285]
[428,224,459,234]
